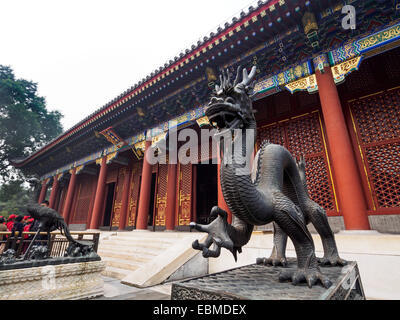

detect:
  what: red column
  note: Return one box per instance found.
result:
[165,162,177,230]
[38,180,48,204]
[89,157,108,229]
[217,151,232,224]
[62,168,77,224]
[48,176,59,209]
[118,167,132,230]
[316,66,370,230]
[136,140,153,230]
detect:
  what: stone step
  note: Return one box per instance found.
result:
[102,256,141,272]
[98,249,153,263]
[98,242,162,254]
[106,235,176,243]
[101,266,130,280]
[114,231,197,238]
[121,233,208,288]
[100,238,173,249]
[98,242,167,255]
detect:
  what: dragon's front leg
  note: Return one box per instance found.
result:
[190,206,253,261]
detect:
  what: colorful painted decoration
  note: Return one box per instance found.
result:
[99,127,127,149]
[285,74,318,94]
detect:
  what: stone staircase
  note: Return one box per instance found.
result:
[97,231,208,287]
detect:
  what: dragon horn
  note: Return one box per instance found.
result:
[241,66,257,87]
[233,66,242,87]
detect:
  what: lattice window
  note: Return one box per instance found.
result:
[286,114,324,157]
[365,143,400,208]
[350,88,400,210]
[257,124,285,147]
[257,112,336,213]
[351,92,400,144]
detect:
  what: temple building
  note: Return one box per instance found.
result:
[13,0,400,233]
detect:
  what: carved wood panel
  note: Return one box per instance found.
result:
[111,167,127,227]
[127,161,142,227]
[177,163,193,226]
[155,164,168,226]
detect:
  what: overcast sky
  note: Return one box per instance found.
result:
[1,0,257,131]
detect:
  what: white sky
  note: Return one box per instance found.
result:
[1,0,257,131]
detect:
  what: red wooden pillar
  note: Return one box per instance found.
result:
[316,66,370,230]
[89,157,108,229]
[62,168,77,224]
[136,140,153,230]
[38,180,48,204]
[165,162,177,230]
[48,176,59,209]
[118,167,132,230]
[217,150,232,224]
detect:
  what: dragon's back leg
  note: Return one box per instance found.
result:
[273,193,332,288]
[256,222,288,266]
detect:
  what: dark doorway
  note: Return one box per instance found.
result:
[148,173,157,228]
[196,164,218,224]
[103,182,116,227]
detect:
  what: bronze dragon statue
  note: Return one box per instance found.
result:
[23,203,95,260]
[190,66,346,289]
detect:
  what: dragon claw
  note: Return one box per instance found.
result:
[191,207,236,261]
[318,256,348,267]
[279,268,332,289]
[256,257,287,267]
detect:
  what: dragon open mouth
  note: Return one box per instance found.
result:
[206,103,243,130]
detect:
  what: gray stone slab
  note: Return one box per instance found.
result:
[172,259,365,300]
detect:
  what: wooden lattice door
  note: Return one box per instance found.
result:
[111,167,127,227]
[71,174,96,224]
[257,111,338,215]
[155,164,168,227]
[177,163,193,226]
[127,161,142,227]
[349,88,400,213]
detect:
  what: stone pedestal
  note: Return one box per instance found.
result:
[0,260,106,300]
[171,259,365,300]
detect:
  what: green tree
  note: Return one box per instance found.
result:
[0,179,31,218]
[0,65,63,182]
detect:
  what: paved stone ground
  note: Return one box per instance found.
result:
[93,276,172,300]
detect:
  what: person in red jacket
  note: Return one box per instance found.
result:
[23,218,34,240]
[6,214,16,231]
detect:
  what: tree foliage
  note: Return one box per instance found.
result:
[0,65,63,182]
[0,179,31,217]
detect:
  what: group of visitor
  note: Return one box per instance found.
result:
[0,200,50,253]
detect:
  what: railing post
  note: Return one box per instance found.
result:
[16,236,24,258]
[93,233,100,253]
[48,233,56,256]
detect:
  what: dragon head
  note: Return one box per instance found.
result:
[206,66,257,132]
